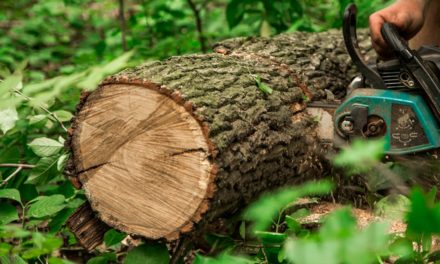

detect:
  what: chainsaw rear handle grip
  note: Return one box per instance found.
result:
[343,3,385,88]
[381,22,413,61]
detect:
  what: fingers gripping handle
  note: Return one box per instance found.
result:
[380,23,413,61]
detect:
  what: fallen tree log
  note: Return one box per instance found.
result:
[66,29,374,248]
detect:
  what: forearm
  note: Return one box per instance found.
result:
[394,0,430,11]
[409,0,440,48]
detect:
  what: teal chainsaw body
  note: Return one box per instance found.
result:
[333,4,440,155]
[334,89,440,154]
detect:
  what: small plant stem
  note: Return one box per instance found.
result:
[118,0,128,51]
[261,247,269,264]
[237,242,281,249]
[22,205,26,228]
[186,0,207,53]
[14,89,68,132]
[0,166,22,186]
[376,255,384,264]
[171,236,190,264]
[275,209,283,233]
[0,163,35,169]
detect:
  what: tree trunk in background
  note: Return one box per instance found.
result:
[66,29,374,248]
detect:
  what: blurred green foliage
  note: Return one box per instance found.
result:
[0,0,391,80]
[1,0,416,263]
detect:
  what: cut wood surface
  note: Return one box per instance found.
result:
[67,29,374,244]
[73,83,213,239]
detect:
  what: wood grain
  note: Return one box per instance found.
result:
[72,84,212,239]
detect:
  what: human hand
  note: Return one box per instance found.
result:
[369,0,428,57]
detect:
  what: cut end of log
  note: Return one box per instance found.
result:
[71,83,213,239]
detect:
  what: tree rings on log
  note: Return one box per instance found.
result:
[71,83,214,239]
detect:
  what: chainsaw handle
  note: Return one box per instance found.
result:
[381,23,413,61]
[343,4,385,88]
[381,22,440,120]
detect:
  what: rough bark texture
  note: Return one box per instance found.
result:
[67,202,110,251]
[67,29,374,244]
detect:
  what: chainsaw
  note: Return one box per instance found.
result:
[315,3,440,155]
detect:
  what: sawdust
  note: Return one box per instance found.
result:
[298,201,407,234]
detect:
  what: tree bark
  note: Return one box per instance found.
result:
[66,29,374,246]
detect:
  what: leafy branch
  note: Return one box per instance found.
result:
[0,164,35,187]
[13,89,68,132]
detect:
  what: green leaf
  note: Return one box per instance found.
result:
[79,52,133,91]
[28,137,64,157]
[21,248,47,260]
[0,107,18,134]
[194,252,251,264]
[283,208,390,264]
[14,60,28,73]
[255,231,286,244]
[278,247,286,263]
[260,19,272,37]
[0,188,21,203]
[22,77,58,96]
[104,229,126,247]
[257,81,273,95]
[42,235,63,252]
[289,208,310,219]
[18,184,39,202]
[27,194,66,218]
[285,215,301,232]
[0,242,12,256]
[87,252,117,264]
[0,255,27,264]
[205,233,235,250]
[374,194,410,220]
[226,0,246,28]
[239,221,246,240]
[53,110,73,122]
[0,203,19,224]
[0,73,22,96]
[32,232,45,248]
[389,237,413,259]
[22,234,63,259]
[254,75,273,95]
[101,51,133,74]
[333,139,385,173]
[255,231,286,262]
[67,198,85,209]
[48,257,75,264]
[407,188,440,235]
[27,156,59,184]
[124,242,170,264]
[0,225,31,239]
[57,153,69,171]
[244,180,332,231]
[28,114,47,126]
[48,207,77,234]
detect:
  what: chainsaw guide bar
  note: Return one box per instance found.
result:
[306,101,340,145]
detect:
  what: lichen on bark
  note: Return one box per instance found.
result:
[69,29,375,240]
